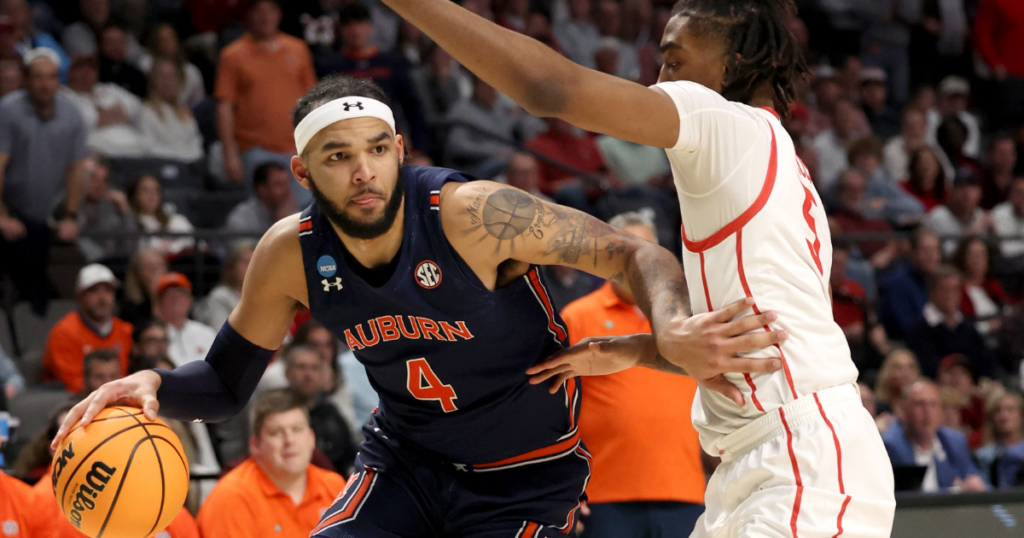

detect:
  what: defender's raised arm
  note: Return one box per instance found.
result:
[379,0,681,148]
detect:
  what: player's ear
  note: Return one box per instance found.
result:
[395,133,405,166]
[291,155,312,191]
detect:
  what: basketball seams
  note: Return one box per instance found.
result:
[95,436,151,538]
[148,436,190,482]
[59,422,151,513]
[123,411,167,538]
[58,422,176,511]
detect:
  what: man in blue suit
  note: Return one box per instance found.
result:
[882,379,988,492]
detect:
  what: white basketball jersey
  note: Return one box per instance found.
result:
[656,81,858,455]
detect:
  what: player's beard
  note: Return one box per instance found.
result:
[307,164,406,240]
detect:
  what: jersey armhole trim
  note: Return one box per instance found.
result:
[681,121,779,253]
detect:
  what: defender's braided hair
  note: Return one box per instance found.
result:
[670,0,809,117]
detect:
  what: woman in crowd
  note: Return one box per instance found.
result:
[974,392,1024,490]
[139,58,204,163]
[128,174,195,256]
[120,246,168,325]
[194,240,256,330]
[139,23,205,108]
[874,348,923,415]
[952,236,1012,339]
[902,146,948,211]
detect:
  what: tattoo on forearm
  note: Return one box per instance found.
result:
[627,256,690,322]
[465,186,622,266]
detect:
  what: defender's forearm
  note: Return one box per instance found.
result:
[380,0,576,116]
[624,246,691,335]
[631,333,690,376]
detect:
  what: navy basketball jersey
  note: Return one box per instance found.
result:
[298,166,581,467]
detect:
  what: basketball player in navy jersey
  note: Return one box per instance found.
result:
[380,1,898,537]
[53,76,786,537]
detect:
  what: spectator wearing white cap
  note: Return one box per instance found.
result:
[859,66,901,141]
[929,76,981,159]
[154,272,216,367]
[41,263,133,393]
[0,47,87,316]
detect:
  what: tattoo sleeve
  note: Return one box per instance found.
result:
[460,184,690,336]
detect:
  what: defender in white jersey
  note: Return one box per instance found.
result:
[379,0,896,537]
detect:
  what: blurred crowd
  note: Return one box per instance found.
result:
[0,2,1023,535]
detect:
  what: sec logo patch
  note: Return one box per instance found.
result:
[415,261,442,289]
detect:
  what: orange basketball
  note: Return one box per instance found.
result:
[50,406,190,538]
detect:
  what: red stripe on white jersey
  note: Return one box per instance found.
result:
[779,408,804,538]
[698,251,713,312]
[681,123,778,253]
[814,393,853,537]
[736,229,798,401]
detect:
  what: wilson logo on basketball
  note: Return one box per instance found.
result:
[68,461,117,529]
[415,261,441,289]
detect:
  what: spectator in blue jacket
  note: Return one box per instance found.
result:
[974,392,1024,490]
[879,228,942,339]
[883,379,988,493]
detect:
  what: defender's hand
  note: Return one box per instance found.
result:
[527,334,650,393]
[51,370,162,449]
[657,297,786,406]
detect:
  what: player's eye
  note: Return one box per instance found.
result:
[372,145,386,154]
[329,152,348,161]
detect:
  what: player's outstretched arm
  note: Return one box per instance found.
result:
[378,0,680,149]
[443,182,785,405]
[52,217,306,448]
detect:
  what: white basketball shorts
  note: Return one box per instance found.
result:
[691,383,896,538]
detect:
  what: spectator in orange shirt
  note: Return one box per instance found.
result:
[42,264,133,393]
[1,422,53,538]
[559,211,706,538]
[197,388,346,538]
[214,0,317,204]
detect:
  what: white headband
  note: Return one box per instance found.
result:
[293,96,397,155]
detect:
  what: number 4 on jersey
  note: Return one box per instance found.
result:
[406,358,458,412]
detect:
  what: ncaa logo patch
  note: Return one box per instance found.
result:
[415,261,442,289]
[2,520,18,536]
[317,255,338,277]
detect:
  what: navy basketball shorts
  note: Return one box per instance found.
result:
[310,417,592,538]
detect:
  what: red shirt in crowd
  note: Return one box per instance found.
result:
[901,182,945,212]
[525,121,606,196]
[960,279,1012,318]
[830,208,893,259]
[832,276,867,330]
[975,0,1024,80]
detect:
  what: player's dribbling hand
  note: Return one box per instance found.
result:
[50,370,163,450]
[527,334,651,393]
[656,297,786,407]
